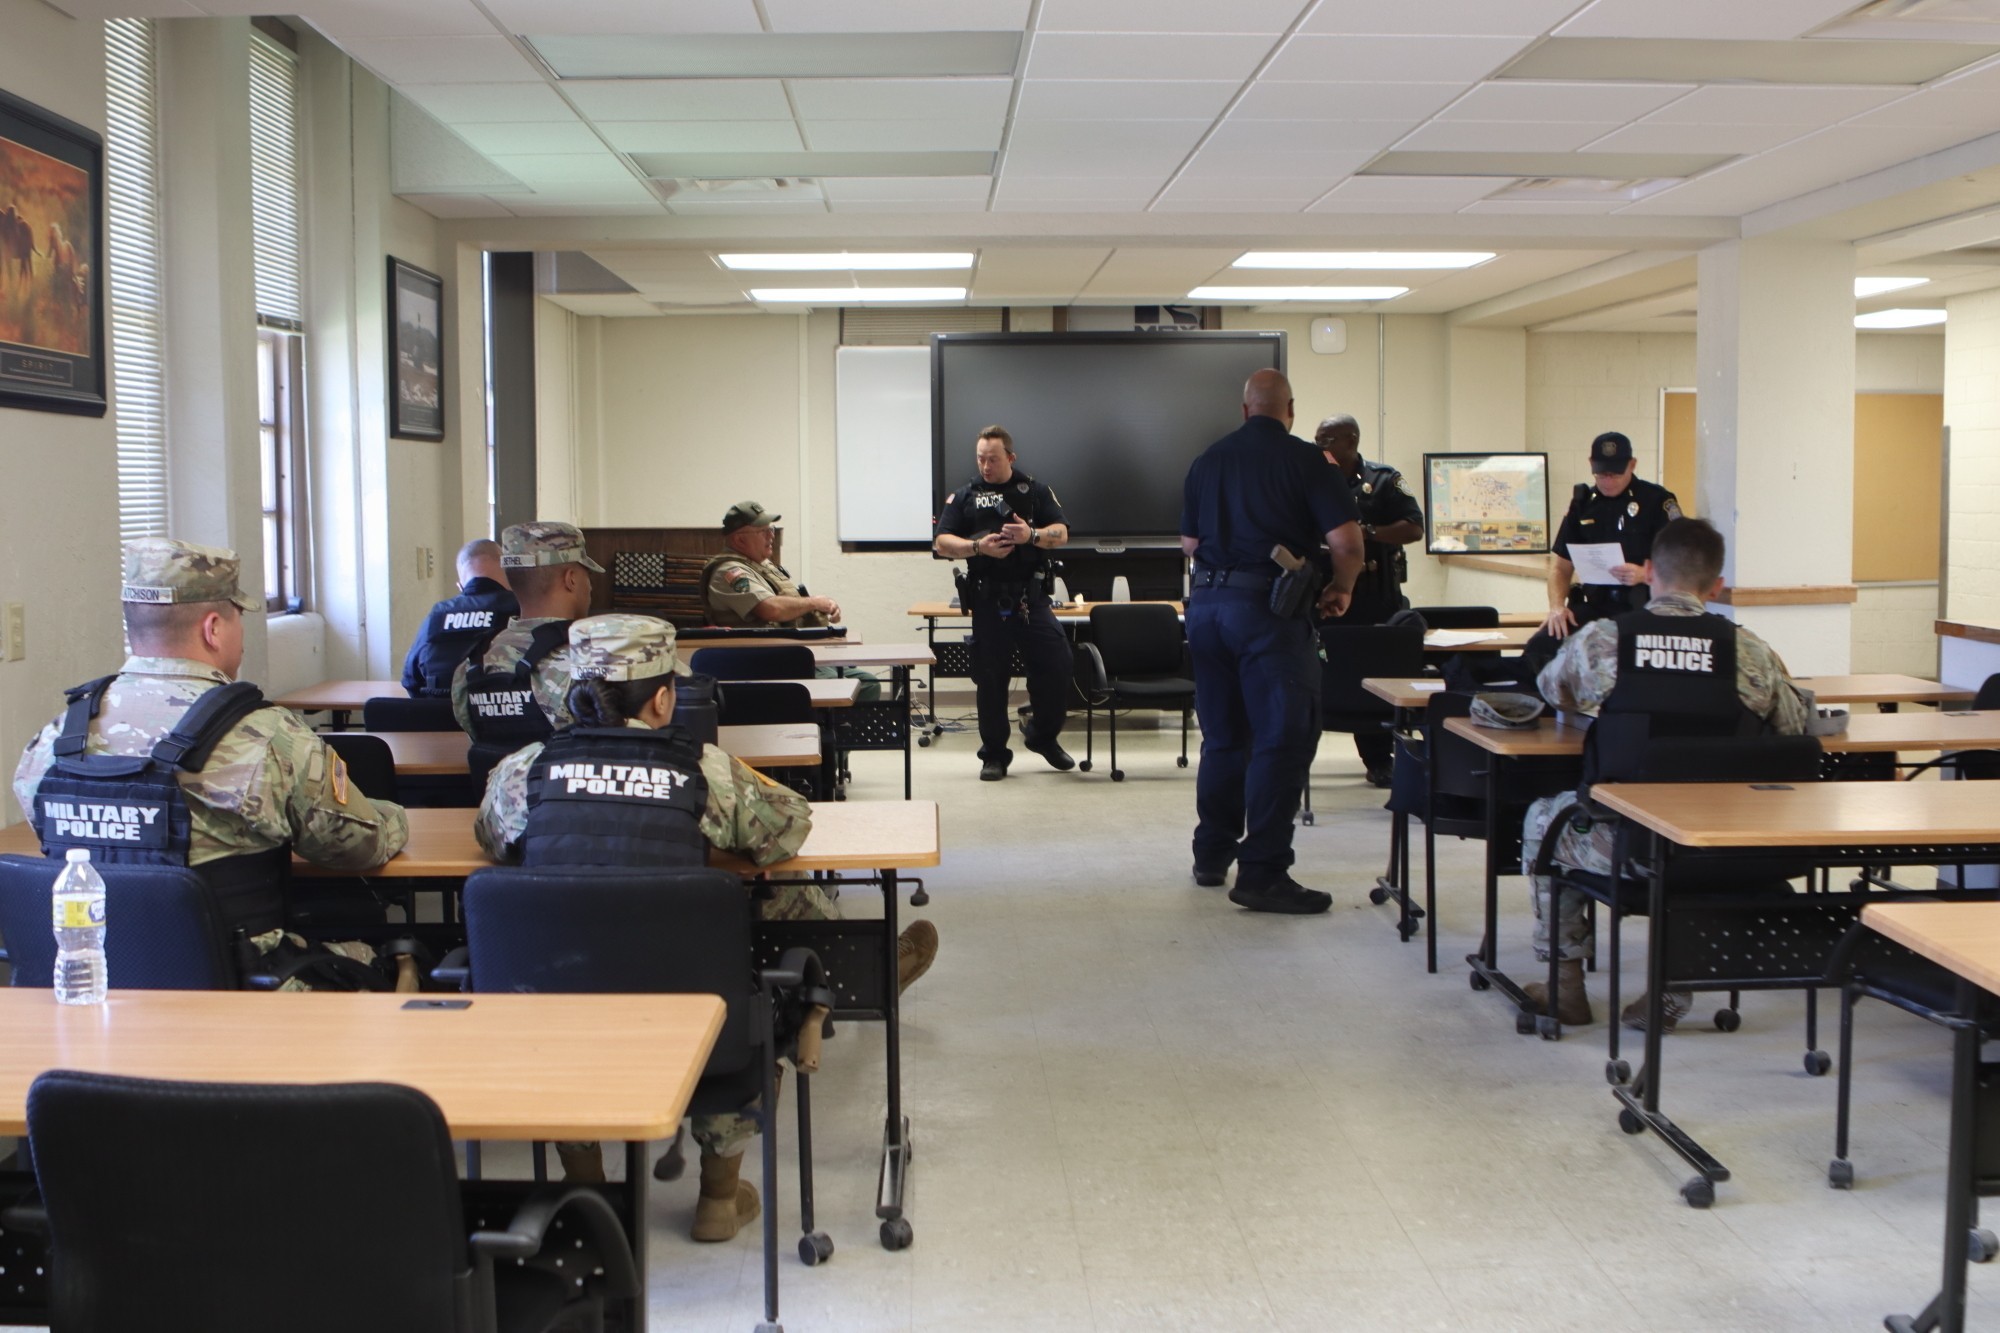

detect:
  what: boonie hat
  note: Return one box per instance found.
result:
[120,538,261,612]
[722,500,779,533]
[501,521,604,573]
[569,613,678,681]
[1470,692,1547,730]
[1589,431,1634,475]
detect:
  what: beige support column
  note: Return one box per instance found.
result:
[1695,238,1855,673]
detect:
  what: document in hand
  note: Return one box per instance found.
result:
[1567,542,1627,586]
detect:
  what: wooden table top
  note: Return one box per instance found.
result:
[1589,781,2000,848]
[1442,710,2000,758]
[358,724,820,774]
[0,989,722,1140]
[907,600,1184,619]
[685,641,935,669]
[1796,674,1976,705]
[1864,902,2000,998]
[1362,678,1450,710]
[270,680,410,712]
[1423,626,1539,653]
[1444,715,1593,756]
[0,801,938,879]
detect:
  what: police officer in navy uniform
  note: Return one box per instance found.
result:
[400,539,518,697]
[933,424,1075,782]
[1541,431,1683,642]
[1314,414,1425,787]
[1182,370,1363,915]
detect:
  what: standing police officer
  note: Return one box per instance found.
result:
[1314,414,1425,787]
[400,539,517,697]
[1182,371,1363,914]
[1541,431,1683,641]
[933,425,1074,782]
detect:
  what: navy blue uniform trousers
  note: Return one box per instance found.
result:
[1188,586,1320,881]
[969,596,1072,764]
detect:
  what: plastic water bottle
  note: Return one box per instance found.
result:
[52,849,107,1005]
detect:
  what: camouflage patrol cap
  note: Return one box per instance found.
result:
[500,521,605,573]
[569,613,678,682]
[120,539,261,612]
[722,500,778,533]
[1470,692,1546,730]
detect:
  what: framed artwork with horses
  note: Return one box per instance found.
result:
[0,86,105,416]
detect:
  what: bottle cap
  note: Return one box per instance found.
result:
[64,848,90,863]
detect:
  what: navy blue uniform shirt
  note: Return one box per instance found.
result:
[401,576,520,695]
[936,470,1066,581]
[1181,415,1358,570]
[1552,476,1681,566]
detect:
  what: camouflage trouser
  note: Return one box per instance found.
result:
[247,930,384,992]
[818,664,882,704]
[1521,794,1614,962]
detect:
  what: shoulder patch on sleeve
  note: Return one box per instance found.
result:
[330,752,350,806]
[1663,494,1683,520]
[729,572,753,592]
[945,491,955,505]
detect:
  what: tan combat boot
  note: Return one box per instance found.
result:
[691,1149,761,1243]
[556,1141,606,1183]
[897,920,939,994]
[1521,959,1594,1026]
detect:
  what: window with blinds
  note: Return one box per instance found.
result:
[104,18,167,545]
[247,32,302,332]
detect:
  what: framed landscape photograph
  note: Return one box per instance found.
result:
[0,86,106,416]
[1423,451,1551,555]
[388,256,444,440]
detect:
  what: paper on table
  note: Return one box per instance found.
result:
[1568,542,1627,587]
[1412,681,1445,692]
[1425,630,1505,647]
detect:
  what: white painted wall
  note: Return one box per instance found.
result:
[1945,287,2000,627]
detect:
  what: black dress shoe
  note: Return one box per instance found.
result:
[1228,875,1333,915]
[1192,865,1229,888]
[1364,767,1392,789]
[1027,739,1076,771]
[980,759,1008,781]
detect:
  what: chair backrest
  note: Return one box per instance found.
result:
[718,680,815,726]
[1626,734,1824,785]
[688,645,817,681]
[362,695,460,732]
[1975,673,2000,711]
[1088,603,1185,678]
[1412,605,1500,629]
[1423,691,1490,802]
[462,866,756,1075]
[1319,624,1425,718]
[27,1071,468,1333]
[0,855,236,990]
[323,733,399,804]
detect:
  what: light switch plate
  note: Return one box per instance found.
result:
[5,603,23,661]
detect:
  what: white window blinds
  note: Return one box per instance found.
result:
[247,33,302,331]
[104,17,168,545]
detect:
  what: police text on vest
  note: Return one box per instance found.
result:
[474,690,531,718]
[1633,633,1714,673]
[43,801,163,842]
[442,611,494,630]
[547,762,688,801]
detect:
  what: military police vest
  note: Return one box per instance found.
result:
[1580,608,1756,791]
[409,587,514,696]
[462,621,571,748]
[518,725,708,869]
[33,675,291,936]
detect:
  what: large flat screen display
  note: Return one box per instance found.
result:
[931,331,1286,541]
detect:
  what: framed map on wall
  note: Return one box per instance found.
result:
[0,85,105,416]
[1423,452,1550,555]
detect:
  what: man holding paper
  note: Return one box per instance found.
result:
[1540,431,1682,640]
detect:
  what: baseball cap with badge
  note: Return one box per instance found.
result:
[1589,431,1634,475]
[569,613,679,681]
[500,521,604,573]
[120,538,262,612]
[722,500,779,534]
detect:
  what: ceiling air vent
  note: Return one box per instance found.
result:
[840,307,1005,345]
[656,177,823,200]
[1491,176,1681,203]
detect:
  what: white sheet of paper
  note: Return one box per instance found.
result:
[1568,542,1627,586]
[1411,681,1445,692]
[1425,630,1505,647]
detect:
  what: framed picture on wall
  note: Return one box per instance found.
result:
[387,256,444,441]
[0,86,106,417]
[1422,452,1551,555]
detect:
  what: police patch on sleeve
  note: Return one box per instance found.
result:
[945,492,955,505]
[729,573,752,592]
[1663,495,1683,520]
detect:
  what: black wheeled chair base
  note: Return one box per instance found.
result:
[1612,1080,1730,1208]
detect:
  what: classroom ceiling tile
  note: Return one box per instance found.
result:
[1155,176,1330,205]
[1301,0,1587,36]
[479,0,759,33]
[1026,32,1278,81]
[1398,119,1623,153]
[563,79,795,122]
[819,175,994,201]
[1230,81,1464,122]
[788,78,1014,121]
[1848,69,2000,132]
[1153,197,1311,213]
[397,192,520,218]
[301,0,492,40]
[1204,117,1414,154]
[341,36,541,84]
[1175,148,1374,180]
[1641,84,1906,125]
[991,177,1163,202]
[1309,175,1501,207]
[1556,0,1868,40]
[1014,80,1240,120]
[1037,0,1308,34]
[805,120,1007,152]
[1581,121,1813,154]
[990,195,1153,213]
[969,248,1113,298]
[398,82,577,123]
[1080,248,1246,297]
[507,197,666,217]
[1265,34,1533,84]
[664,196,833,214]
[762,0,1031,30]
[598,121,807,153]
[827,198,991,213]
[485,152,641,186]
[530,31,1021,79]
[1439,80,1696,123]
[454,121,605,155]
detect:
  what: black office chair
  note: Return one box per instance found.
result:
[450,866,834,1331]
[719,681,815,727]
[689,646,816,682]
[1411,605,1500,629]
[1307,623,1426,823]
[363,695,459,732]
[1897,672,2000,782]
[19,1070,635,1333]
[1075,603,1194,781]
[323,732,399,804]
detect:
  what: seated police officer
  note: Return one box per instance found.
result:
[400,539,517,697]
[475,613,939,1222]
[702,500,879,701]
[1519,518,1807,1028]
[452,521,599,780]
[13,539,410,988]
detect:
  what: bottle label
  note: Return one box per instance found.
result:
[54,899,105,929]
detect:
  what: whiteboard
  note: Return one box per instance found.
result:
[835,346,934,542]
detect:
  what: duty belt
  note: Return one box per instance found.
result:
[1192,566,1275,591]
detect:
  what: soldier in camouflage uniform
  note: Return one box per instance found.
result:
[701,500,881,702]
[449,521,600,734]
[13,540,410,989]
[475,613,937,1238]
[1519,518,1807,1027]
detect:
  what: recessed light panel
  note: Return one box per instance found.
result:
[1233,252,1494,270]
[1855,276,1930,297]
[1500,37,1998,85]
[1854,308,1946,328]
[1188,286,1409,302]
[749,287,968,303]
[721,253,975,271]
[1362,150,1731,179]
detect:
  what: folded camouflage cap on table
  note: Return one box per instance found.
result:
[569,613,679,681]
[119,538,262,612]
[500,521,605,572]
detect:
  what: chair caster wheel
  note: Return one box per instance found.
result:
[1681,1176,1715,1209]
[754,1322,783,1333]
[799,1231,834,1266]
[1804,1050,1831,1077]
[1605,1059,1631,1086]
[879,1217,913,1251]
[1397,919,1419,942]
[1618,1108,1645,1136]
[652,1140,686,1181]
[1300,810,1315,825]
[917,736,931,748]
[909,889,930,907]
[1971,1229,2000,1264]
[1469,972,1491,991]
[1828,1159,1854,1190]
[1369,885,1389,905]
[1537,1015,1561,1041]
[1714,1009,1741,1033]
[1176,756,1188,768]
[1079,760,1093,772]
[1515,1008,1537,1035]
[1110,769,1124,782]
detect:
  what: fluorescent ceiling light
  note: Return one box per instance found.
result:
[1233,251,1493,270]
[749,287,967,303]
[1363,150,1729,179]
[1499,37,1997,84]
[1855,275,1930,297]
[1189,286,1409,302]
[721,252,975,271]
[1854,308,1946,328]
